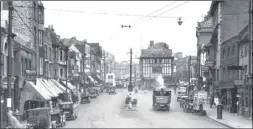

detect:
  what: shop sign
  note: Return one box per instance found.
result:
[234,80,245,85]
[228,66,244,70]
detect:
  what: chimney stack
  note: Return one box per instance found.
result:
[150,40,154,47]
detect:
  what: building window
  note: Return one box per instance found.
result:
[60,68,63,77]
[34,27,37,45]
[44,45,47,59]
[241,47,244,57]
[33,2,36,21]
[223,67,225,80]
[227,47,230,57]
[222,49,225,59]
[245,46,247,57]
[38,30,43,46]
[38,5,44,24]
[60,50,63,61]
[49,47,52,61]
[232,45,235,55]
[40,57,43,75]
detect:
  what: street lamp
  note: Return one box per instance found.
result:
[177,17,183,26]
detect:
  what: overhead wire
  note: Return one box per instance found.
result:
[132,1,190,27]
[13,5,179,19]
[133,1,178,25]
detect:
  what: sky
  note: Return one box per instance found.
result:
[43,1,212,62]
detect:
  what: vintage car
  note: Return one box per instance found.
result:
[109,87,116,94]
[51,108,66,127]
[152,88,172,111]
[26,107,56,129]
[59,102,77,120]
[81,91,91,104]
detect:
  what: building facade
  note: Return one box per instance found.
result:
[140,41,174,88]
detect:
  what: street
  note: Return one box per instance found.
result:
[63,89,230,128]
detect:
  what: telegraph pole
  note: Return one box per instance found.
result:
[135,64,137,87]
[7,1,13,112]
[0,1,3,128]
[248,1,253,119]
[128,48,133,92]
[65,48,69,101]
[104,53,106,82]
[188,56,191,96]
[83,43,86,91]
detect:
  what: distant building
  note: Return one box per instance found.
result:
[140,41,175,88]
[174,52,183,60]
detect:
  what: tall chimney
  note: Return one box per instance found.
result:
[150,40,154,47]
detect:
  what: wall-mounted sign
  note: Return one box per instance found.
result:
[228,66,244,70]
[234,80,244,85]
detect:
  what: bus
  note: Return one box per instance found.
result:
[106,73,116,87]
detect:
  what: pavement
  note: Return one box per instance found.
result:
[206,106,252,128]
[62,89,231,128]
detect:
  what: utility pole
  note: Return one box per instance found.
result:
[128,48,133,92]
[248,0,253,119]
[188,56,191,97]
[83,44,86,91]
[65,48,69,101]
[103,52,106,83]
[7,1,13,112]
[135,64,137,87]
[0,1,3,128]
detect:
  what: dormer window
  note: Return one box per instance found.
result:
[38,5,44,24]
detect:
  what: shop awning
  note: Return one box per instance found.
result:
[46,79,64,94]
[88,76,95,82]
[60,80,75,90]
[50,79,67,92]
[37,79,58,97]
[91,75,102,84]
[22,81,52,101]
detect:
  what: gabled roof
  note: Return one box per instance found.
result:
[141,42,172,58]
[61,37,84,47]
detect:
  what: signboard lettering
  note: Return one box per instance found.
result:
[234,80,244,85]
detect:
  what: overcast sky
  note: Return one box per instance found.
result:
[43,1,212,62]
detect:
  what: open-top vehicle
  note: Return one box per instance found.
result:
[59,102,77,120]
[152,88,171,111]
[81,90,91,103]
[89,88,98,98]
[109,86,116,94]
[51,108,66,127]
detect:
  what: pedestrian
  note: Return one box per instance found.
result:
[214,97,218,107]
[210,95,214,108]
